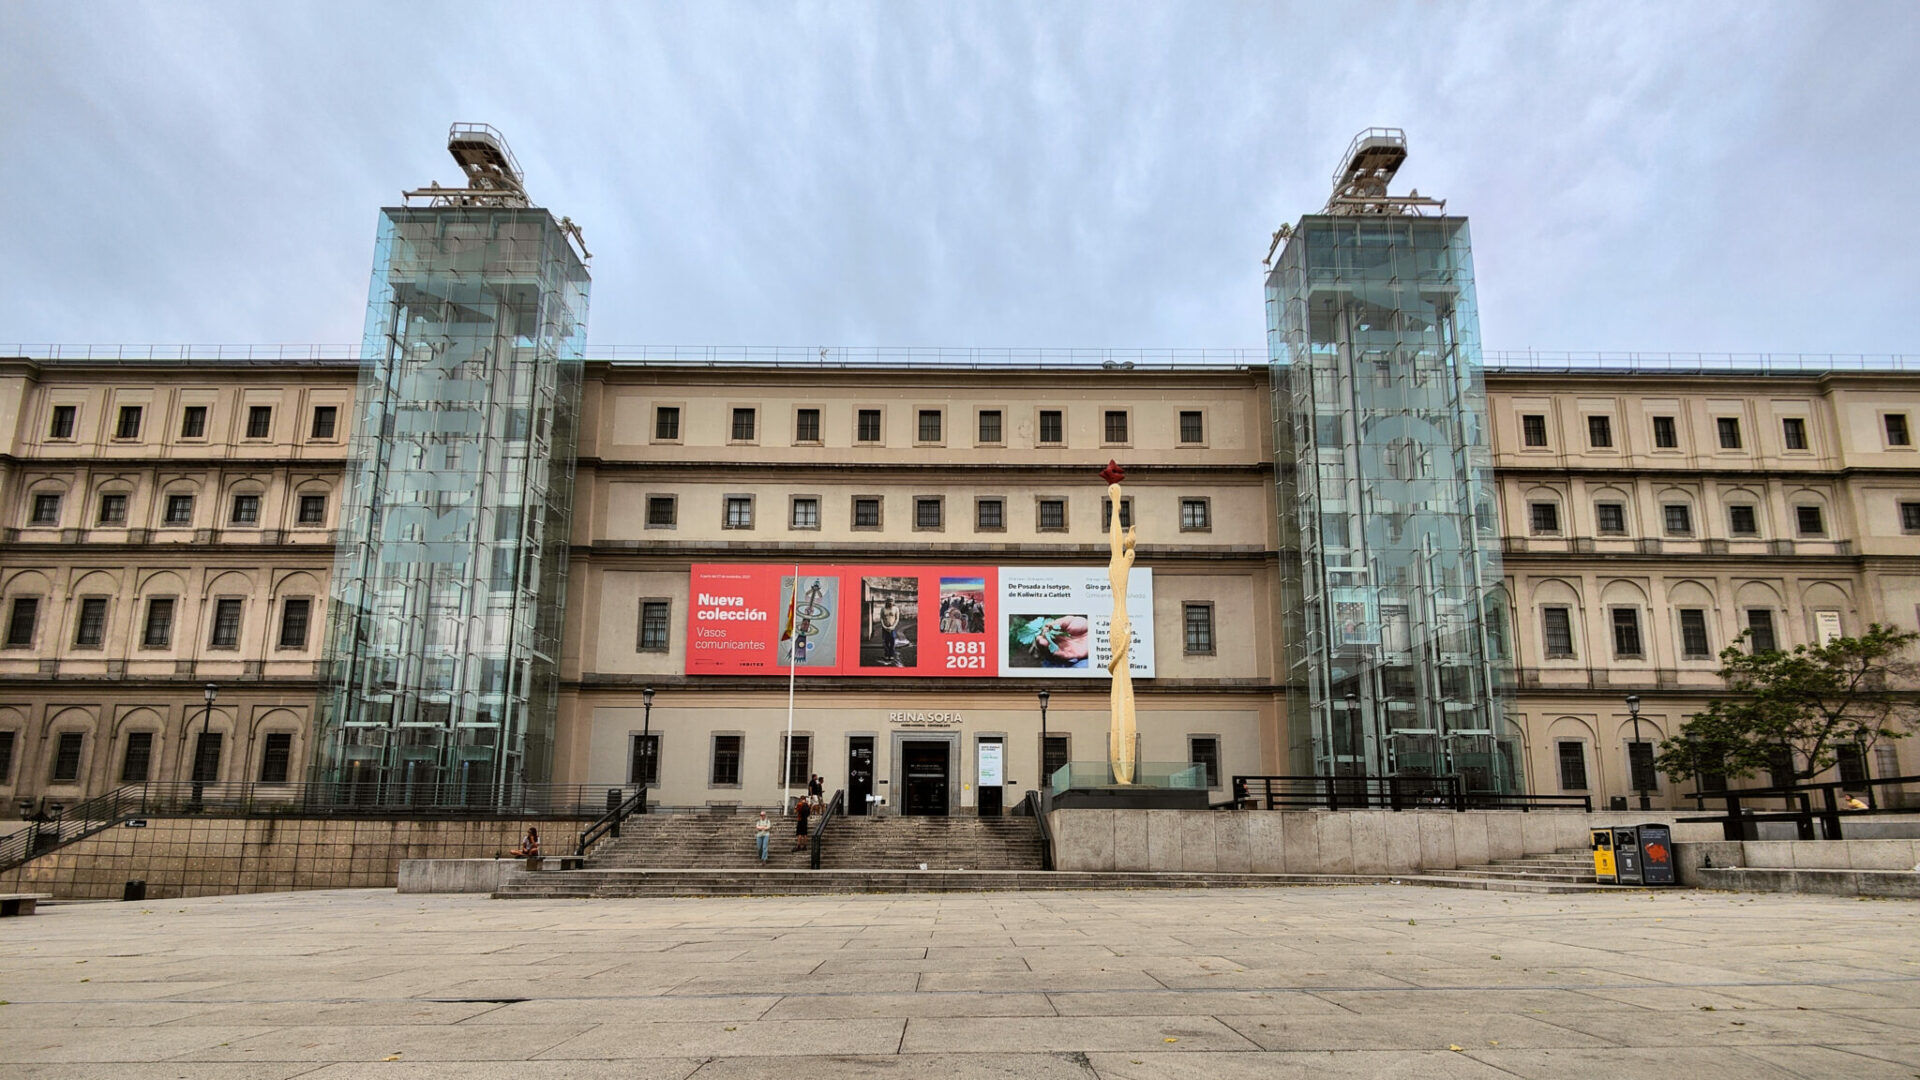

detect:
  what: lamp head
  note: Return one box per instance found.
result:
[204,683,219,704]
[642,686,655,707]
[1624,694,1641,716]
[1037,689,1050,709]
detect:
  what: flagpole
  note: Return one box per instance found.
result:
[784,562,799,814]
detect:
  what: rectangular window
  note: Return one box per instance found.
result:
[278,597,311,650]
[639,600,671,651]
[121,731,154,783]
[654,406,680,441]
[98,493,128,524]
[1903,502,1920,534]
[1103,410,1129,444]
[1180,498,1211,531]
[1679,608,1710,659]
[976,498,1005,530]
[646,495,676,528]
[1782,416,1808,450]
[1037,498,1066,531]
[1729,504,1759,536]
[180,405,207,438]
[1542,606,1574,658]
[856,409,882,443]
[917,409,942,443]
[710,734,743,786]
[914,497,943,530]
[1652,415,1677,448]
[794,408,821,443]
[1628,741,1658,793]
[852,496,881,529]
[259,732,292,784]
[1586,415,1612,448]
[164,494,194,525]
[1038,409,1064,445]
[310,406,338,440]
[0,730,11,784]
[1179,410,1204,444]
[1557,741,1589,790]
[52,732,84,783]
[790,496,820,529]
[295,494,326,525]
[1529,502,1559,534]
[978,410,1003,444]
[6,598,39,648]
[1189,736,1220,788]
[1746,608,1778,653]
[1796,505,1825,536]
[1521,414,1548,447]
[1101,498,1133,530]
[724,496,753,529]
[1716,416,1742,449]
[1888,414,1912,447]
[246,405,273,439]
[629,733,660,786]
[191,732,222,784]
[1184,602,1215,655]
[115,405,142,439]
[1611,607,1643,659]
[210,598,242,649]
[1595,502,1626,535]
[73,597,107,648]
[49,404,76,439]
[730,407,756,442]
[30,493,60,524]
[1836,743,1868,789]
[1663,503,1692,535]
[142,597,175,648]
[1042,735,1070,782]
[779,733,811,786]
[230,494,260,525]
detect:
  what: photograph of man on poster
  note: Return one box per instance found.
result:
[860,576,919,668]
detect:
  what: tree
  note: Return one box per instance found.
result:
[1656,623,1920,786]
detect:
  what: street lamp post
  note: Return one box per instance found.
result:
[191,682,219,811]
[640,686,655,792]
[1037,689,1051,790]
[1625,694,1650,810]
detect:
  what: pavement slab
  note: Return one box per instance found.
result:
[0,885,1916,1078]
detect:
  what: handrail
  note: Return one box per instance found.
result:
[1022,789,1055,871]
[1229,774,1591,812]
[576,787,646,857]
[809,789,844,870]
[1680,773,1920,840]
[0,786,145,872]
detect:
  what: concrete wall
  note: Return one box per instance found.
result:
[397,858,528,894]
[1046,808,1724,874]
[0,816,584,900]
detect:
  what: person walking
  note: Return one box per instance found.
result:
[793,794,812,849]
[809,773,824,801]
[753,810,771,862]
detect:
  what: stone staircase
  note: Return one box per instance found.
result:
[1412,849,1608,893]
[586,811,815,870]
[583,811,1045,872]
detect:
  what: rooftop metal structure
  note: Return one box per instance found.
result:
[402,123,530,209]
[1325,127,1445,216]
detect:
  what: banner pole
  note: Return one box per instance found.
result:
[784,562,798,814]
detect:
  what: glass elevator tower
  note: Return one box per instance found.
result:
[314,125,591,804]
[1267,129,1519,794]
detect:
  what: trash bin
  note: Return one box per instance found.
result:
[1636,823,1675,885]
[1608,795,1629,811]
[123,879,146,902]
[1589,828,1617,884]
[1611,826,1644,885]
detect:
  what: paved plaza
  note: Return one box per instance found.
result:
[2,885,1919,1079]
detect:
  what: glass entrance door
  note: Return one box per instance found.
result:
[902,740,949,816]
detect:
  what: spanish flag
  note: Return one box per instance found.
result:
[780,580,798,641]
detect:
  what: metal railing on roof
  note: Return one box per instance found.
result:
[1,344,362,363]
[581,346,1265,369]
[1480,351,1920,375]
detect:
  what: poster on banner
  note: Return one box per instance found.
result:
[978,742,1003,786]
[684,564,1154,678]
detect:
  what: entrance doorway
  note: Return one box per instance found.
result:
[847,736,875,815]
[902,740,950,816]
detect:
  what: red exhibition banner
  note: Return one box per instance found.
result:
[686,564,998,677]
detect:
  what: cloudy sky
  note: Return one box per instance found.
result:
[2,2,1916,356]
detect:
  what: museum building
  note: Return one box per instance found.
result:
[2,127,1917,819]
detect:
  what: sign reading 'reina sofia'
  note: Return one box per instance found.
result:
[685,564,1155,678]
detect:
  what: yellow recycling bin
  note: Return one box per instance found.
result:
[1590,828,1617,884]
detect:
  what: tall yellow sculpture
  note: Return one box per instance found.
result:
[1100,460,1137,784]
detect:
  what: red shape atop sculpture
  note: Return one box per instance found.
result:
[1099,460,1126,485]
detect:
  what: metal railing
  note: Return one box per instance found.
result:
[1231,775,1592,813]
[809,789,845,870]
[1679,773,1920,841]
[576,787,647,858]
[1021,789,1055,871]
[0,786,148,872]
